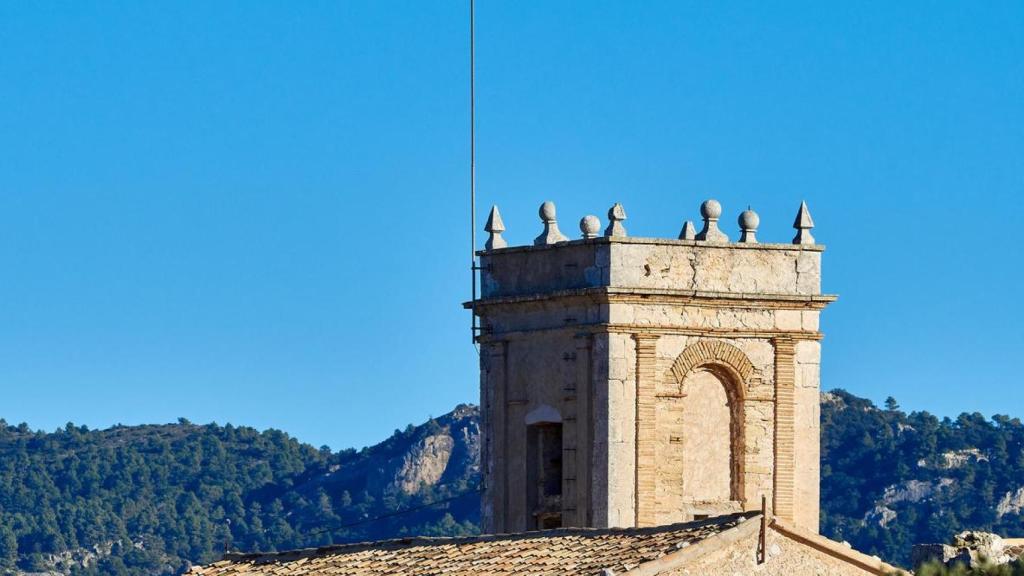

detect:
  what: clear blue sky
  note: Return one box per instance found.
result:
[1,2,1021,450]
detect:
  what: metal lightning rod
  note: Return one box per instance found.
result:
[470,0,478,345]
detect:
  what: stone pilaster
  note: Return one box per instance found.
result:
[633,333,659,527]
[506,392,528,532]
[480,341,508,533]
[561,346,579,527]
[772,337,796,524]
[589,332,613,528]
[481,340,509,534]
[572,334,594,526]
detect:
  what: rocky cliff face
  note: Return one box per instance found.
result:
[999,488,1024,518]
[391,434,455,495]
[913,531,1024,569]
[305,403,482,541]
[344,404,478,489]
[13,540,176,576]
[365,405,480,497]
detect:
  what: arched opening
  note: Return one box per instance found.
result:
[524,405,562,530]
[665,340,752,516]
[526,423,562,529]
[679,366,737,502]
[680,367,739,504]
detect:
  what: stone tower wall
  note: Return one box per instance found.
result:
[472,201,833,535]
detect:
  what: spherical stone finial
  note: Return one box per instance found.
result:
[700,199,722,220]
[695,199,729,242]
[580,215,601,239]
[539,201,557,223]
[534,200,568,246]
[738,207,759,244]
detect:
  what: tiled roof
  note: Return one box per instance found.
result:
[188,512,756,576]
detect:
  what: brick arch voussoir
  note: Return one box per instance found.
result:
[668,340,756,393]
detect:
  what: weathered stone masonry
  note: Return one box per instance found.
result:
[192,199,902,576]
[469,200,835,535]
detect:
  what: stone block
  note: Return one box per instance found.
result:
[801,311,819,331]
[774,310,802,331]
[795,341,821,366]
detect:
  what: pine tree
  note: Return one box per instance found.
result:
[0,524,17,569]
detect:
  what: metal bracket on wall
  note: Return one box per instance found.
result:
[757,495,767,564]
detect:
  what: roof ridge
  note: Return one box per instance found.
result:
[220,511,761,562]
[769,519,906,575]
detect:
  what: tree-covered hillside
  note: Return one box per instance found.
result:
[0,407,479,575]
[821,390,1024,565]
[4,391,1024,574]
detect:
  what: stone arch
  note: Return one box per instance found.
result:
[525,404,561,425]
[668,340,755,394]
[667,340,754,507]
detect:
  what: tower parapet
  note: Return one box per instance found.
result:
[468,199,835,535]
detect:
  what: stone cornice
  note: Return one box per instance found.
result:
[465,287,837,311]
[476,323,825,343]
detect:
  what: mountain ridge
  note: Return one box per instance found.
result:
[3,391,1024,574]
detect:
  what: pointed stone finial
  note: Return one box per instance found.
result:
[678,220,696,240]
[695,199,729,242]
[484,205,507,250]
[604,203,627,237]
[792,201,815,245]
[580,215,601,239]
[738,207,759,244]
[534,201,568,246]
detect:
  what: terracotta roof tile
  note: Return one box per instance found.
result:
[188,513,754,576]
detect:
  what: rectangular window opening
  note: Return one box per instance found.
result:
[527,423,563,530]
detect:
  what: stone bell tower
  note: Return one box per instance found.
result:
[467,199,834,535]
